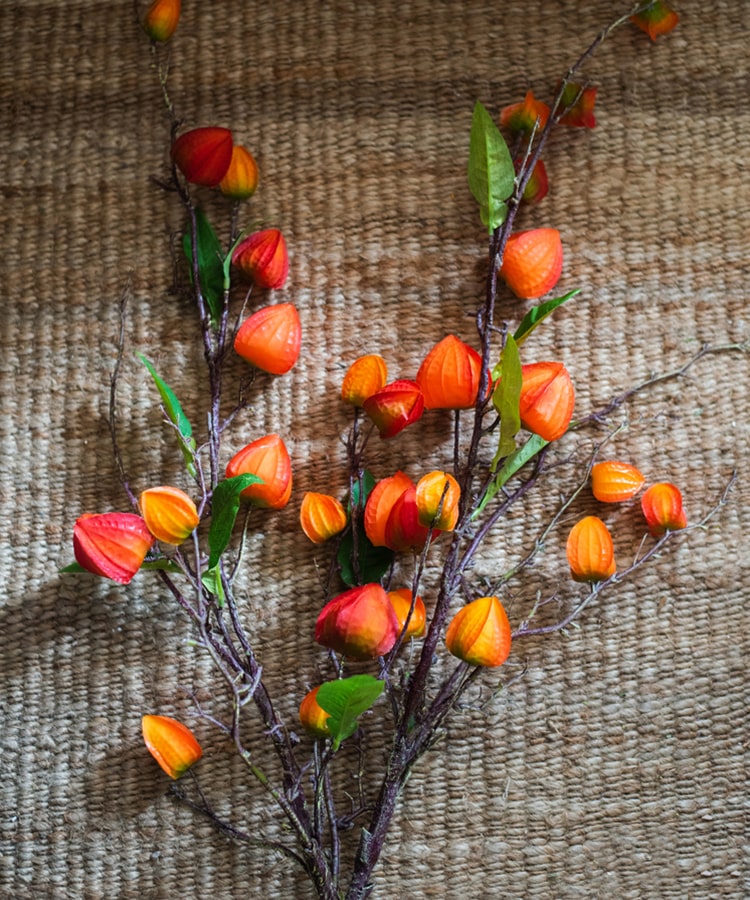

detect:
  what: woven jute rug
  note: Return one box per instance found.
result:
[1,1,748,897]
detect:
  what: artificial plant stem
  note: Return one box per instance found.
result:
[346,772,403,900]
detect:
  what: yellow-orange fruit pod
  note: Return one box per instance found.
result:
[73,512,154,584]
[139,486,200,545]
[142,715,202,780]
[498,228,563,299]
[641,482,687,536]
[591,461,646,503]
[299,492,347,544]
[234,303,301,375]
[226,434,293,509]
[415,471,460,531]
[519,362,575,442]
[341,354,388,407]
[566,515,616,582]
[387,588,426,639]
[445,596,512,668]
[142,0,181,41]
[298,686,332,738]
[415,335,487,410]
[219,145,259,200]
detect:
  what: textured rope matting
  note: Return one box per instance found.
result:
[1,2,748,897]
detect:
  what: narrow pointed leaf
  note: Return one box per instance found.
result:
[511,289,581,352]
[491,334,522,465]
[183,207,225,325]
[316,675,384,750]
[473,433,548,519]
[468,101,515,233]
[137,353,197,476]
[208,474,263,568]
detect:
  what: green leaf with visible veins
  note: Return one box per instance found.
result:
[207,474,263,568]
[468,101,516,233]
[316,675,384,750]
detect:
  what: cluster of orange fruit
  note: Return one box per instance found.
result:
[567,461,687,583]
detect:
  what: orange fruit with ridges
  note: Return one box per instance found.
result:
[499,228,563,299]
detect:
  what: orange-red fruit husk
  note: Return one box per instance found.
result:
[142,714,202,780]
[566,515,616,582]
[641,482,687,536]
[226,434,292,509]
[315,583,400,660]
[232,228,289,289]
[519,362,575,442]
[139,486,200,545]
[299,492,347,544]
[445,596,512,668]
[341,354,388,406]
[362,379,425,439]
[234,303,301,375]
[142,0,181,41]
[388,588,426,638]
[591,461,646,503]
[364,471,414,547]
[170,127,233,187]
[219,145,259,200]
[298,686,332,738]
[499,228,563,299]
[383,485,433,552]
[416,335,488,410]
[73,512,154,584]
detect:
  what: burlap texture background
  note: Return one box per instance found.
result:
[1,1,748,897]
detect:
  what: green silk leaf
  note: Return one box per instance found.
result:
[473,433,548,519]
[511,289,581,351]
[338,469,392,586]
[491,333,522,466]
[137,353,197,476]
[207,474,263,569]
[182,207,224,325]
[337,528,394,587]
[316,675,385,750]
[468,101,515,233]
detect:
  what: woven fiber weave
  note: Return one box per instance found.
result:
[1,1,748,898]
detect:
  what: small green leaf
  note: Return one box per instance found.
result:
[473,433,548,519]
[337,528,394,587]
[491,333,522,466]
[511,289,581,352]
[201,567,226,604]
[137,353,197,476]
[468,101,516,233]
[207,474,263,568]
[183,207,225,325]
[316,675,384,749]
